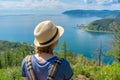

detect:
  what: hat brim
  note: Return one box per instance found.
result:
[34,26,64,47]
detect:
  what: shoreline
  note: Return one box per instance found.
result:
[83,28,112,33]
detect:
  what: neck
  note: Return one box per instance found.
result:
[35,53,54,62]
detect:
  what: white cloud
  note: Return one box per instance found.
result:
[73,3,120,10]
[83,0,118,5]
[33,0,67,9]
[0,0,120,11]
[0,0,67,10]
[84,0,94,4]
[0,0,32,9]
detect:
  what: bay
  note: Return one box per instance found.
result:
[0,14,114,63]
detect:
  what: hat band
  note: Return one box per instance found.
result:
[39,28,58,45]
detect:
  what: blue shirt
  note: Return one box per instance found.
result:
[21,55,73,80]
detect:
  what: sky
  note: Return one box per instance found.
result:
[0,0,120,14]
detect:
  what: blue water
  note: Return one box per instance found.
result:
[0,14,114,63]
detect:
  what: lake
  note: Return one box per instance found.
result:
[0,14,114,63]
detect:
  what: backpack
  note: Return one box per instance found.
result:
[26,55,63,80]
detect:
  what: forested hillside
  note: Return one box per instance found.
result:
[0,40,33,51]
[87,18,120,32]
[0,40,33,68]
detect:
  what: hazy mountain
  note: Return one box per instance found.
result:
[104,12,120,18]
[63,10,120,18]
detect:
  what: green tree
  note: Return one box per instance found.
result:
[0,52,3,69]
[6,50,12,67]
[107,22,120,62]
[119,0,120,3]
[0,59,2,69]
[95,42,103,66]
[59,41,67,59]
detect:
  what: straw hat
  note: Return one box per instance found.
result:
[34,20,64,47]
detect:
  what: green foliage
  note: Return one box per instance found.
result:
[55,50,120,80]
[87,18,120,32]
[57,42,120,80]
[107,22,120,62]
[99,62,120,80]
[0,40,34,79]
[0,40,120,80]
[72,58,120,80]
[58,41,67,59]
[0,67,22,80]
[0,40,34,68]
[1,54,120,80]
[119,0,120,3]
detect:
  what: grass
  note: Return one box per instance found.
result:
[0,54,120,80]
[0,67,23,80]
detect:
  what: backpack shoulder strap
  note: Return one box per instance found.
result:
[26,55,36,80]
[47,58,63,80]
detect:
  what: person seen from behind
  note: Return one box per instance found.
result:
[21,20,73,80]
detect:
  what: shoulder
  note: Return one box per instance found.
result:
[58,58,73,79]
[22,55,33,67]
[21,56,28,77]
[21,57,26,66]
[60,58,70,66]
[21,55,34,75]
[55,58,71,70]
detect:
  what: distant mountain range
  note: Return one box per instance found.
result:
[63,10,120,18]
